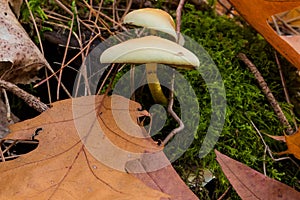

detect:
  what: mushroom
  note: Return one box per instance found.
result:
[123,8,178,41]
[122,8,191,104]
[100,35,199,68]
[101,8,198,104]
[100,35,199,104]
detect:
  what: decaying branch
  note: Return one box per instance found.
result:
[238,53,294,135]
[0,79,48,113]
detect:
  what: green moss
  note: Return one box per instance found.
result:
[173,3,300,199]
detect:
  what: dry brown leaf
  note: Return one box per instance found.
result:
[215,150,300,200]
[125,152,199,200]
[284,130,300,159]
[0,0,48,84]
[277,130,300,160]
[265,129,300,160]
[0,95,196,199]
[228,0,300,69]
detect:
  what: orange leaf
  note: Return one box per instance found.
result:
[0,95,197,199]
[266,130,300,160]
[228,0,300,69]
[283,129,300,160]
[215,150,300,199]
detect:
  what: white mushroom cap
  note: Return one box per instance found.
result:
[124,8,178,40]
[100,35,199,69]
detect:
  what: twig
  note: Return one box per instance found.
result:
[1,140,18,155]
[274,15,299,35]
[263,146,267,176]
[0,80,48,112]
[24,0,44,54]
[0,147,5,162]
[161,71,184,146]
[275,52,291,104]
[25,0,56,103]
[34,33,101,89]
[216,0,236,17]
[120,0,133,22]
[217,186,231,200]
[249,119,300,170]
[271,15,282,36]
[130,64,135,102]
[176,0,185,39]
[249,118,269,175]
[161,0,186,146]
[274,51,297,129]
[238,53,294,135]
[57,16,74,100]
[2,89,11,121]
[96,63,118,95]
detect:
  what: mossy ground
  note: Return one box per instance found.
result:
[174,3,300,199]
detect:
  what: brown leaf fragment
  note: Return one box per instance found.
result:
[0,0,48,84]
[215,150,300,200]
[125,152,199,200]
[266,129,300,160]
[228,0,300,69]
[0,95,171,199]
[284,130,300,159]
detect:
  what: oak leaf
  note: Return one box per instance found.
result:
[0,95,197,199]
[215,150,300,200]
[0,0,48,84]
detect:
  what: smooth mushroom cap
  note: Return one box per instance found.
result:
[123,8,178,40]
[100,35,199,69]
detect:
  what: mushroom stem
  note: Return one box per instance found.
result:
[146,63,168,105]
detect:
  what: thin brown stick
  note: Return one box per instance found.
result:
[249,119,300,169]
[162,1,186,145]
[274,51,297,129]
[238,53,293,134]
[0,155,20,161]
[0,80,48,112]
[57,16,74,100]
[162,71,184,146]
[34,33,102,89]
[2,89,11,121]
[25,0,56,103]
[274,15,300,35]
[24,0,44,54]
[217,186,231,200]
[53,0,74,16]
[176,0,185,38]
[1,140,18,155]
[271,15,282,36]
[274,52,291,104]
[0,145,5,162]
[120,0,133,22]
